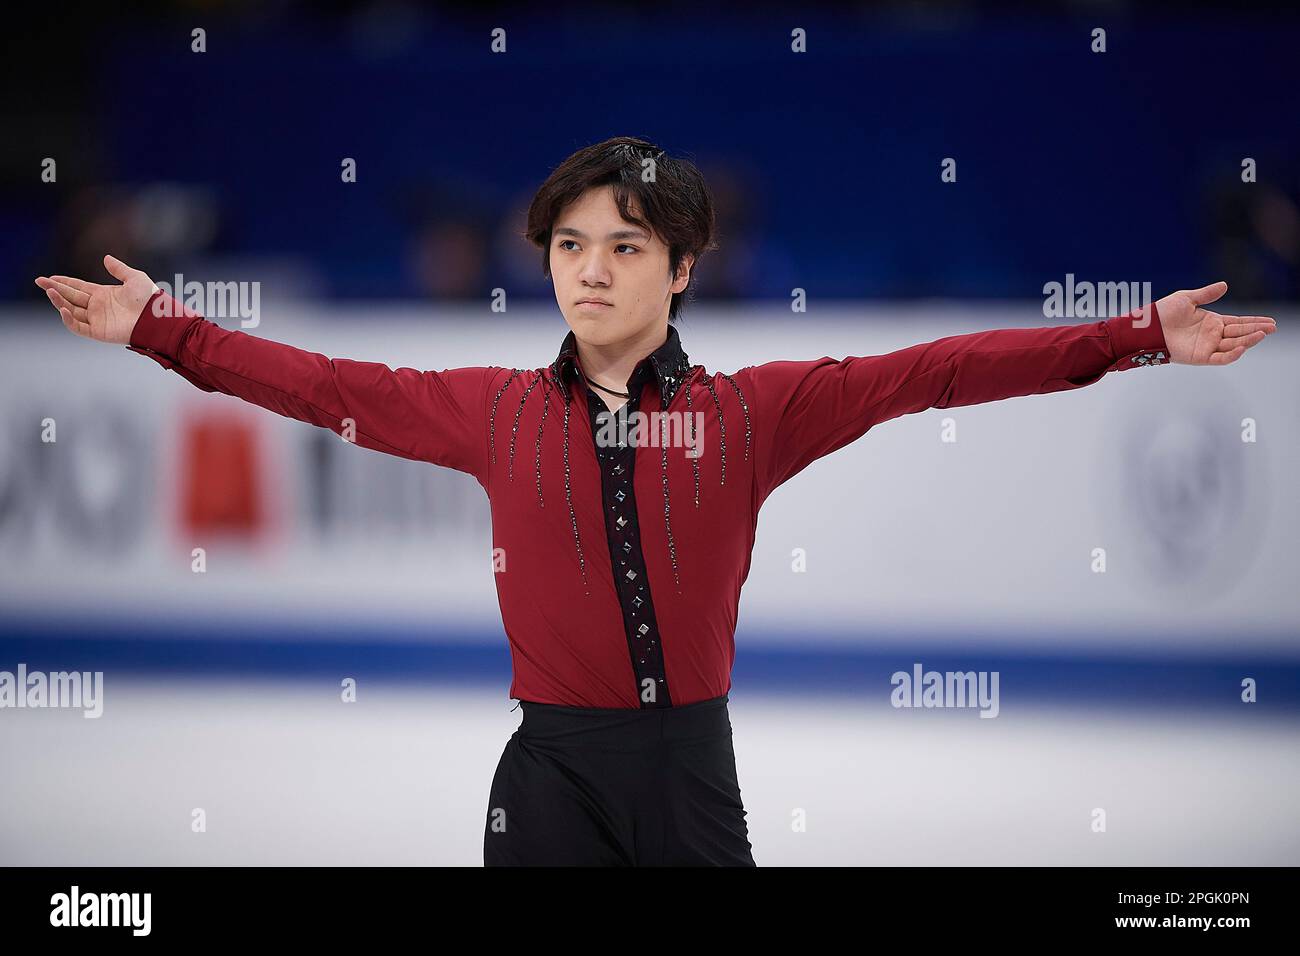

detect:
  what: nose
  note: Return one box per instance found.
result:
[577,247,613,287]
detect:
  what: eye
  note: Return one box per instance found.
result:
[616,244,638,254]
[558,239,578,252]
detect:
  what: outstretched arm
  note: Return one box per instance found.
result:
[36,256,495,480]
[738,283,1276,500]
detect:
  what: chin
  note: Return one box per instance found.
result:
[566,313,624,343]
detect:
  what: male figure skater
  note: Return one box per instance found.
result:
[35,136,1276,866]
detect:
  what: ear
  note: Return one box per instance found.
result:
[671,254,695,293]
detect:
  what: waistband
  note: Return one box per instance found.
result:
[516,694,732,747]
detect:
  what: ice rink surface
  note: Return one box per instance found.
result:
[2,679,1295,866]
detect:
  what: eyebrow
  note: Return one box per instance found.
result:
[553,227,650,242]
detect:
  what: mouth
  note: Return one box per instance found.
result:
[575,298,613,308]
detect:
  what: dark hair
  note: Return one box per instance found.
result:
[524,136,718,323]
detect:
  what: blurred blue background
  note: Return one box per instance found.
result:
[5,3,1299,304]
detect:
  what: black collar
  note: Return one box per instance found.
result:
[551,323,693,407]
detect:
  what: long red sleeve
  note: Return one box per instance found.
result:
[738,305,1170,500]
[125,290,496,481]
[123,293,1173,708]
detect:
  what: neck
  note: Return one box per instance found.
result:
[575,322,669,398]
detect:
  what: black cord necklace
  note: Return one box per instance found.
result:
[581,370,630,399]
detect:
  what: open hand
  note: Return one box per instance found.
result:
[1154,282,1276,366]
[35,255,158,346]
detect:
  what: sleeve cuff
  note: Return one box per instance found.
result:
[1104,300,1170,370]
[125,290,203,368]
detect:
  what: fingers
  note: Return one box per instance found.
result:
[1219,329,1268,350]
[37,278,90,308]
[1185,281,1229,306]
[102,254,139,282]
[1212,312,1276,358]
[48,274,100,296]
[1211,324,1268,364]
[1209,345,1246,366]
[51,294,90,337]
[60,307,88,337]
[1221,316,1277,338]
[44,287,88,325]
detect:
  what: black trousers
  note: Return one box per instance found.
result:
[483,693,756,866]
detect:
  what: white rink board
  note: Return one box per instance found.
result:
[0,302,1295,654]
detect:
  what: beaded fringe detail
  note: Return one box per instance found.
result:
[488,364,751,595]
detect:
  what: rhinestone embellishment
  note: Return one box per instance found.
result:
[488,369,521,466]
[560,385,590,594]
[488,338,754,607]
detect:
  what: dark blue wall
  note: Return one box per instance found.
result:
[7,7,1299,304]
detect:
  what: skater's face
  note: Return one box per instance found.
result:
[550,186,693,346]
